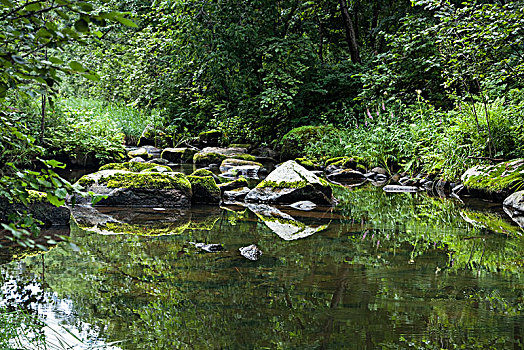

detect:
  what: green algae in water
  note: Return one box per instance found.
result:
[1,185,523,349]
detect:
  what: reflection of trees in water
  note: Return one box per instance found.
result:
[1,186,522,349]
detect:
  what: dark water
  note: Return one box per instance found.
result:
[1,184,523,349]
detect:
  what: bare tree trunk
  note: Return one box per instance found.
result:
[339,0,361,63]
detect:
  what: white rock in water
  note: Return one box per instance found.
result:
[239,244,263,261]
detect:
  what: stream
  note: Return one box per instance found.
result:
[0,167,523,349]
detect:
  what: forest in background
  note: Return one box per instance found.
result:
[1,0,524,239]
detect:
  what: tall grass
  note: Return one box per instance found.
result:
[304,90,524,180]
[55,98,160,145]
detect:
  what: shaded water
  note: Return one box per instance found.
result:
[1,185,523,349]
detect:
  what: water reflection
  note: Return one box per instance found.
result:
[0,185,523,349]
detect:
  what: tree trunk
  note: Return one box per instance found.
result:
[339,0,361,63]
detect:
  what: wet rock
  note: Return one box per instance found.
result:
[423,181,434,190]
[327,169,366,181]
[371,167,388,175]
[191,242,224,253]
[375,174,388,182]
[288,200,317,211]
[399,176,410,185]
[295,157,322,171]
[129,157,146,163]
[251,146,278,159]
[220,158,262,172]
[223,187,251,202]
[461,159,524,201]
[128,146,162,160]
[503,191,524,228]
[239,244,263,261]
[364,172,376,179]
[148,158,169,165]
[245,160,335,205]
[220,158,266,179]
[75,170,192,207]
[193,147,249,165]
[99,162,172,173]
[221,165,266,179]
[383,185,419,193]
[452,184,465,195]
[161,147,198,163]
[0,190,70,227]
[218,178,249,193]
[187,175,221,204]
[128,147,150,159]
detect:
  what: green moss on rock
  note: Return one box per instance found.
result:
[231,154,256,161]
[99,162,172,173]
[193,152,228,164]
[187,175,221,204]
[229,143,251,149]
[462,159,524,192]
[100,172,191,191]
[257,179,308,189]
[191,169,216,177]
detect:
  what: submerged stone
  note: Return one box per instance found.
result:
[239,244,262,261]
[245,160,335,205]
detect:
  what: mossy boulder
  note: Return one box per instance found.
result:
[295,157,322,171]
[280,125,338,160]
[0,190,71,226]
[99,162,172,173]
[191,168,221,183]
[193,147,248,165]
[223,187,251,202]
[461,159,524,200]
[218,177,249,193]
[198,130,222,147]
[161,147,198,163]
[324,156,366,174]
[187,175,221,204]
[75,170,192,207]
[503,191,524,228]
[220,158,265,179]
[137,124,172,148]
[245,160,335,205]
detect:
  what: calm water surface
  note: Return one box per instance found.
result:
[1,182,523,349]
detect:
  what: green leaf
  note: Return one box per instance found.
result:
[115,16,138,28]
[69,60,87,72]
[74,18,89,32]
[82,72,100,81]
[49,56,64,64]
[47,193,65,207]
[24,2,42,11]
